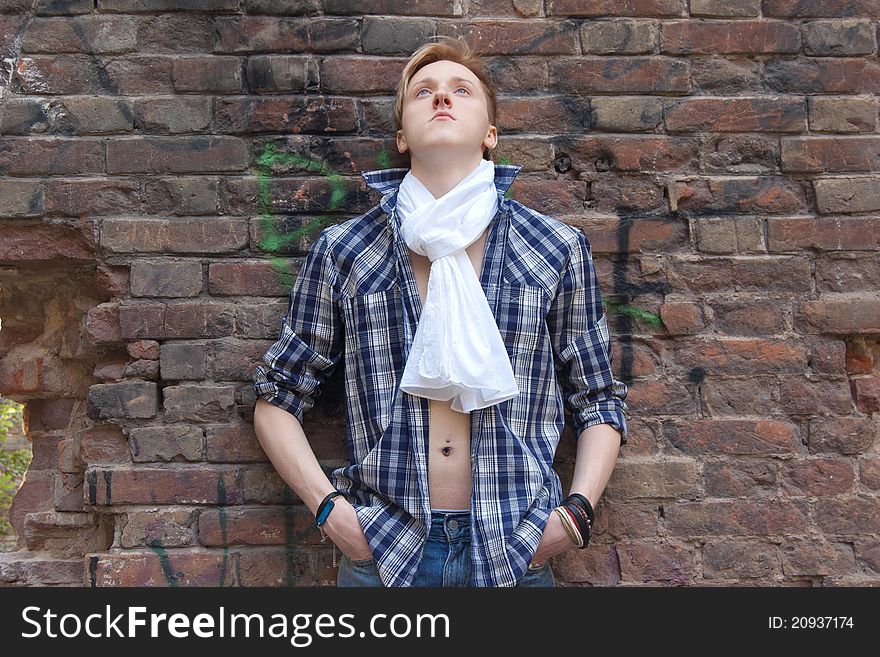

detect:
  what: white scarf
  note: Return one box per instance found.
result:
[396,158,520,413]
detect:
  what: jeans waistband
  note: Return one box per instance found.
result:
[428,510,470,540]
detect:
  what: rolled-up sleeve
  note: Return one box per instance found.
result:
[546,229,629,444]
[252,230,343,423]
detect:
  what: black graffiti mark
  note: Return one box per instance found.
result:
[87,469,97,505]
[102,469,112,506]
[88,555,98,587]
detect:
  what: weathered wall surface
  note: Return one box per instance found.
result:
[1,0,878,586]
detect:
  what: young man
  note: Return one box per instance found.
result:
[252,37,628,587]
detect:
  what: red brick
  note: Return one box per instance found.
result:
[692,2,758,19]
[0,553,84,586]
[550,57,690,93]
[101,217,248,254]
[89,550,235,587]
[571,216,688,253]
[80,425,130,464]
[118,303,166,339]
[664,419,801,455]
[702,376,778,416]
[663,21,800,55]
[548,0,680,17]
[22,16,137,54]
[666,97,805,132]
[799,297,880,334]
[199,506,321,547]
[231,302,287,340]
[319,56,405,93]
[87,381,157,420]
[48,179,140,218]
[0,137,104,175]
[205,424,269,463]
[782,136,880,172]
[711,299,787,335]
[118,508,198,549]
[206,339,270,382]
[670,176,807,214]
[765,58,880,95]
[106,136,248,174]
[673,339,808,374]
[664,500,811,536]
[768,217,880,251]
[127,340,159,360]
[778,378,853,416]
[172,55,242,93]
[8,473,54,540]
[780,457,855,496]
[438,20,579,54]
[809,339,847,375]
[859,456,880,490]
[817,255,880,293]
[703,540,779,579]
[222,176,365,215]
[816,496,880,535]
[163,385,236,423]
[815,176,880,214]
[763,0,880,19]
[240,464,299,505]
[605,458,698,499]
[808,23,875,58]
[498,96,591,134]
[846,339,876,374]
[781,538,856,577]
[704,458,777,497]
[164,302,235,339]
[694,216,765,254]
[85,466,243,506]
[24,511,112,554]
[208,261,289,297]
[552,544,621,585]
[553,135,699,173]
[215,96,359,134]
[616,542,695,584]
[0,223,93,262]
[129,425,204,462]
[808,96,878,133]
[808,417,877,455]
[658,302,704,335]
[13,55,173,94]
[669,256,811,293]
[237,548,322,586]
[611,339,661,377]
[625,380,698,416]
[594,501,660,540]
[852,377,880,413]
[214,17,359,53]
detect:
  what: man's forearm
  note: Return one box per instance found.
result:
[568,423,621,507]
[252,398,336,515]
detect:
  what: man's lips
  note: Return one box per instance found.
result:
[431,112,454,120]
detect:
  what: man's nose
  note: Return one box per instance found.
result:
[433,89,452,107]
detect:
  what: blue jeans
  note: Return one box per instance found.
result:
[337,510,556,587]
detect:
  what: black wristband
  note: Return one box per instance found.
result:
[566,493,595,525]
[315,491,343,527]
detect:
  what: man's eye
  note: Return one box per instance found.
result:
[456,87,470,94]
[416,88,430,97]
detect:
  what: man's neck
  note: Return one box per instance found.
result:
[408,153,486,199]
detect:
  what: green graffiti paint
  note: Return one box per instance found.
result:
[256,142,351,293]
[604,300,662,327]
[148,539,181,587]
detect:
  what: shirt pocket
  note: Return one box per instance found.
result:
[499,284,549,359]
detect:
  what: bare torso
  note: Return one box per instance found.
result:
[407,228,489,510]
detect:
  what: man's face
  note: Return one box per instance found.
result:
[396,59,497,161]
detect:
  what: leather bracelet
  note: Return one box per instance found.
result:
[566,493,595,525]
[561,498,592,549]
[315,491,343,527]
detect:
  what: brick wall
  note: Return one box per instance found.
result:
[1,1,878,586]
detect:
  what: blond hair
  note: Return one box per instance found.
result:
[393,36,498,159]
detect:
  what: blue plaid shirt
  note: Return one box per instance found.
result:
[253,164,629,587]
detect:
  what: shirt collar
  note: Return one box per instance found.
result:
[360,163,522,198]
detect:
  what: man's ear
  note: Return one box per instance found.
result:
[483,124,498,151]
[396,130,409,155]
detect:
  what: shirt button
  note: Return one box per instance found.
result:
[447,519,459,530]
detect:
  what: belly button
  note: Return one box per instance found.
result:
[442,446,453,456]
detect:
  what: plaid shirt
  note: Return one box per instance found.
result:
[253,164,629,587]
